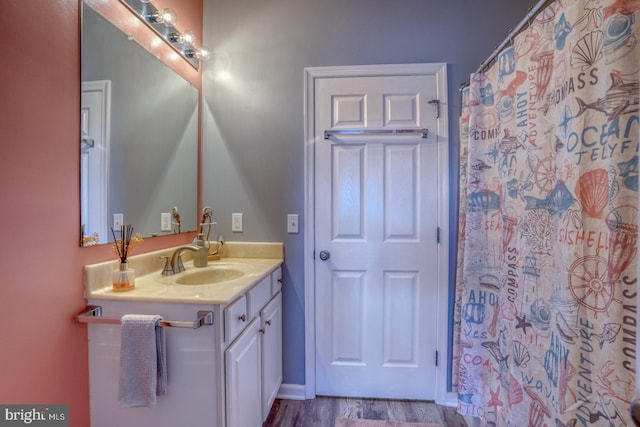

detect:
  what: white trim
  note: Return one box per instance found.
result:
[303,63,450,402]
[433,64,451,407]
[81,80,111,244]
[277,383,307,401]
[303,65,317,400]
[444,391,458,408]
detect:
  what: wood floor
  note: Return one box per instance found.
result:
[263,397,468,427]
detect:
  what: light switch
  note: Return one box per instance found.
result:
[161,212,172,231]
[113,213,123,230]
[232,213,243,232]
[287,214,299,233]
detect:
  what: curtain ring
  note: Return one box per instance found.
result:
[527,6,534,27]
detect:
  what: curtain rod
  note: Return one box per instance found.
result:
[460,0,552,90]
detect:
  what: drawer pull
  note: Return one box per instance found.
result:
[238,314,247,322]
[265,320,272,326]
[259,328,265,334]
[278,278,283,283]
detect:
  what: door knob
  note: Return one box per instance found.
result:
[319,250,330,261]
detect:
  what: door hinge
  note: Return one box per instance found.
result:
[437,227,440,244]
[435,350,439,367]
[428,99,440,119]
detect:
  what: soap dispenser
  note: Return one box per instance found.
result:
[193,233,208,267]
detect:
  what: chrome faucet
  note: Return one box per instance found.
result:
[161,237,209,276]
[172,245,203,272]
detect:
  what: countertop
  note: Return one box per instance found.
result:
[84,242,283,305]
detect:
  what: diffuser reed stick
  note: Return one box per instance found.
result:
[110,225,143,292]
[111,225,143,263]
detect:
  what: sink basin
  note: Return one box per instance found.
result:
[175,267,245,285]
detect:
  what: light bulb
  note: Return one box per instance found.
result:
[159,8,177,26]
[197,46,211,61]
[182,30,196,45]
[146,8,176,26]
[169,30,197,45]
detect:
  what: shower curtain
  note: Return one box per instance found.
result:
[453,0,639,425]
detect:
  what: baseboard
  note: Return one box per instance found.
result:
[277,384,456,404]
[444,391,457,407]
[277,383,307,400]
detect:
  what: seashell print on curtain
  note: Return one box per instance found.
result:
[453,0,639,425]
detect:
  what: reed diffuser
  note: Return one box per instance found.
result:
[111,225,143,292]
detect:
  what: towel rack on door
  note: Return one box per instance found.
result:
[75,305,214,329]
[324,128,429,140]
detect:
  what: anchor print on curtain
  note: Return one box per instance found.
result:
[453,0,639,425]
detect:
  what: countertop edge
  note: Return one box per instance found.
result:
[86,259,283,305]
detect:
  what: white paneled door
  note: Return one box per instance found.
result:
[314,73,442,399]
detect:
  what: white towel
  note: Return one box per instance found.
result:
[118,314,167,408]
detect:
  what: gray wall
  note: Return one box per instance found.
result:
[202,0,535,386]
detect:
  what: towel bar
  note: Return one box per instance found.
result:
[324,128,429,140]
[76,305,214,329]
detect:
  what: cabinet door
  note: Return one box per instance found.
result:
[261,293,283,420]
[225,318,262,427]
[271,267,282,294]
[224,295,248,343]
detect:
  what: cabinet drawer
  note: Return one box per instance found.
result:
[224,295,248,343]
[247,276,271,320]
[271,267,282,294]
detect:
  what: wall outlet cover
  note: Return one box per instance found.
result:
[232,213,243,232]
[287,214,299,233]
[113,213,124,230]
[161,212,172,231]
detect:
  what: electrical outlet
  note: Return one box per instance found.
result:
[113,213,124,230]
[232,213,243,232]
[161,212,172,231]
[287,214,299,233]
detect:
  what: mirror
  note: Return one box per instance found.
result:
[80,2,198,245]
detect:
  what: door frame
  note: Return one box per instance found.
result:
[81,80,111,244]
[303,63,452,404]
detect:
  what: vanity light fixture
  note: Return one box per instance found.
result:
[168,30,196,45]
[145,8,177,26]
[119,0,208,69]
[184,46,211,61]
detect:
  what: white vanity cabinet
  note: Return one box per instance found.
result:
[87,301,219,427]
[224,267,283,427]
[86,262,283,427]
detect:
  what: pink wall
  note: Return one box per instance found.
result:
[0,1,202,425]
